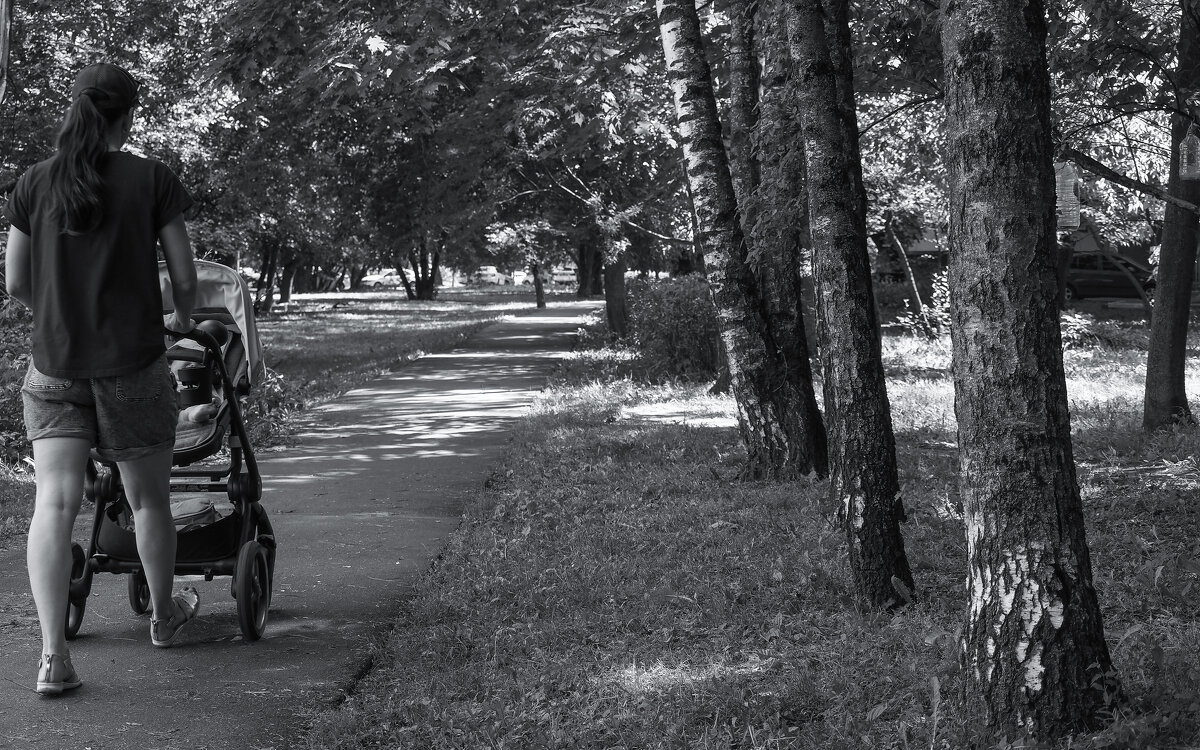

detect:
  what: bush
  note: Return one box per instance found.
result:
[1060,311,1150,350]
[0,301,32,465]
[894,269,951,338]
[625,275,721,380]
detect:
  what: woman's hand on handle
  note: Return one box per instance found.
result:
[163,311,194,334]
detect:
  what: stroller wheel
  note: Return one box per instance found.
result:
[235,540,271,641]
[65,543,88,640]
[128,569,151,614]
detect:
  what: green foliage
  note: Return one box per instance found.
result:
[1060,311,1150,350]
[625,275,720,380]
[0,301,32,466]
[892,269,951,338]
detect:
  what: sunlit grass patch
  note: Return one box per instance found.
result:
[301,377,975,749]
[302,323,1200,748]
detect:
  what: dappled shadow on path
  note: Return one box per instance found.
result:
[262,310,587,491]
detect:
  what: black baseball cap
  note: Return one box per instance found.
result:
[70,62,139,110]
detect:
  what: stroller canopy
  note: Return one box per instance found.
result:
[159,260,265,386]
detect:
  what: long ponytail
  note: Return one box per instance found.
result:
[48,94,120,234]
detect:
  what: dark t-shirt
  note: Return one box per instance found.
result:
[3,151,193,378]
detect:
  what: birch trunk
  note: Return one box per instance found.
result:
[941,0,1116,736]
[1144,0,1200,430]
[789,0,912,606]
[657,0,825,480]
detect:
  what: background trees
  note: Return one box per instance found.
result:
[4,0,1200,742]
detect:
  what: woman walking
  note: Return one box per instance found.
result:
[3,62,201,695]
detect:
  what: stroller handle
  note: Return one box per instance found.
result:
[165,318,229,354]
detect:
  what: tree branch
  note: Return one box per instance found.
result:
[1060,146,1199,215]
[859,94,940,135]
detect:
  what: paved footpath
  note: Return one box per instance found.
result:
[0,300,600,750]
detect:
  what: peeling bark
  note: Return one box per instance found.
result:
[941,0,1117,737]
[789,0,911,606]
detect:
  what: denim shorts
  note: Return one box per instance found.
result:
[22,355,179,462]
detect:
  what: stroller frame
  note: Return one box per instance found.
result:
[65,274,276,643]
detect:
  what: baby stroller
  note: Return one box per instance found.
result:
[65,260,275,642]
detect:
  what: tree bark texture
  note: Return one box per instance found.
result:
[789,0,911,606]
[941,0,1116,737]
[727,0,761,204]
[1144,0,1200,430]
[0,0,11,108]
[657,0,826,480]
[748,0,828,478]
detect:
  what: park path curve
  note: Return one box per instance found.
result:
[0,300,599,750]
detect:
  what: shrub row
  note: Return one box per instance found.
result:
[624,274,721,381]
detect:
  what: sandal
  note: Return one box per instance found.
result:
[36,653,82,695]
[150,587,200,647]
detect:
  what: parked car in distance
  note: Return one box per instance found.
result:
[473,265,512,285]
[361,270,406,288]
[1065,252,1154,301]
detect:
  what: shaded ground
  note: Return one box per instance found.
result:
[0,301,600,750]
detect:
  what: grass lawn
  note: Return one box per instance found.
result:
[299,311,1200,749]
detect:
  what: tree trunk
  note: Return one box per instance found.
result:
[408,243,439,300]
[257,241,279,314]
[391,256,415,300]
[726,0,760,203]
[747,0,828,477]
[576,229,605,298]
[942,0,1117,737]
[884,219,923,314]
[603,260,628,337]
[657,0,825,480]
[0,0,12,108]
[531,262,546,309]
[1144,0,1200,430]
[277,259,298,304]
[789,0,911,606]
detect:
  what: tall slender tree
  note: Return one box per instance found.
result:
[1144,0,1200,430]
[788,0,912,606]
[656,0,825,480]
[942,0,1117,737]
[728,0,828,479]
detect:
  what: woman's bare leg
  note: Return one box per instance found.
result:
[119,448,177,621]
[28,437,91,657]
